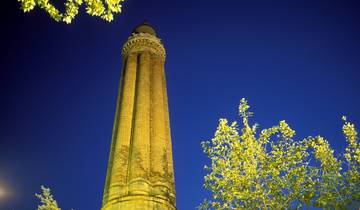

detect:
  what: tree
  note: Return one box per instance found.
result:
[18,0,124,23]
[35,186,61,210]
[200,98,360,209]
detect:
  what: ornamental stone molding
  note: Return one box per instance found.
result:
[122,32,166,60]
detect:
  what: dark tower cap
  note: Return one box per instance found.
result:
[132,21,157,36]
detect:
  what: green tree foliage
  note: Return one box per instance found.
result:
[200,98,360,209]
[18,0,124,23]
[35,186,61,210]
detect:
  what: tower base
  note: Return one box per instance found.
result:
[101,195,176,210]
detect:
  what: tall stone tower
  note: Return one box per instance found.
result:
[101,23,176,210]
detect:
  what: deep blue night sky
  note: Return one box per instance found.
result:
[1,0,360,209]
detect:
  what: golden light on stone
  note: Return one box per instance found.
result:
[101,22,176,210]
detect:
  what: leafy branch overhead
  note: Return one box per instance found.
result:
[18,0,125,23]
[200,98,360,209]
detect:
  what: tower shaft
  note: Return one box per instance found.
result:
[102,25,176,210]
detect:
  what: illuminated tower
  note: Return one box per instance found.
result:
[101,23,176,210]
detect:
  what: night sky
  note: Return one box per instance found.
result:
[1,0,360,209]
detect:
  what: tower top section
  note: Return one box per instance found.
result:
[132,21,157,37]
[123,22,165,60]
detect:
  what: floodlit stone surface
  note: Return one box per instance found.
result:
[102,23,176,210]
